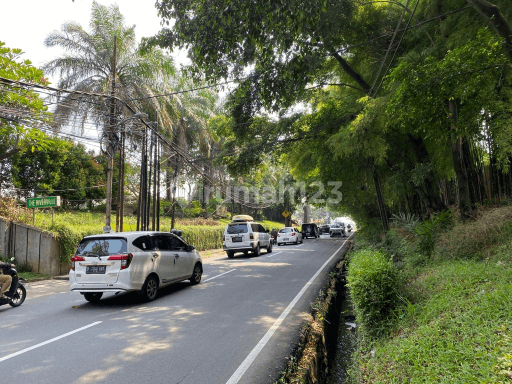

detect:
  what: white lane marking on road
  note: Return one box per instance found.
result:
[204,269,236,282]
[226,234,353,384]
[266,252,282,258]
[0,321,103,363]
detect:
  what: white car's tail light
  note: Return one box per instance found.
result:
[71,256,85,271]
[291,233,296,236]
[108,253,134,270]
[250,233,254,240]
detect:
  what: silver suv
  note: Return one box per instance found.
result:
[329,222,346,237]
[222,215,272,258]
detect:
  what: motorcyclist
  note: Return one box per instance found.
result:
[0,261,15,299]
[271,228,278,244]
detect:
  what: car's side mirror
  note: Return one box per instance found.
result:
[186,245,195,252]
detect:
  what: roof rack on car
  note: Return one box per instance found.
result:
[232,215,254,222]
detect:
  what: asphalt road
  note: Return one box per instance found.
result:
[1,234,353,384]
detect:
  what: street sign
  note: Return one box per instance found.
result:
[282,209,291,218]
[27,196,61,209]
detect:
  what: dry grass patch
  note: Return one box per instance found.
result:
[435,206,512,260]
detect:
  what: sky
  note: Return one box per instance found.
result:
[0,0,176,83]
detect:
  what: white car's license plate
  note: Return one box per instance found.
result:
[283,238,289,241]
[232,237,242,242]
[86,266,106,274]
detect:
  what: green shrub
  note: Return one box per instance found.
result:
[382,227,415,263]
[390,212,420,231]
[347,248,401,340]
[414,210,451,258]
[176,225,224,251]
[183,200,204,217]
[15,260,32,273]
[53,223,99,264]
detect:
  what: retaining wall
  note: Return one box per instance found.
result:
[0,217,65,276]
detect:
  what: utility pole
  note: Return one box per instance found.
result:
[152,134,157,231]
[104,36,117,233]
[118,131,125,232]
[156,138,161,231]
[171,159,178,230]
[152,112,158,231]
[147,129,153,230]
[137,130,147,231]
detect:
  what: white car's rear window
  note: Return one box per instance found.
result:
[76,238,127,257]
[227,224,249,234]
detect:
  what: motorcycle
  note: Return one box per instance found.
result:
[0,265,26,308]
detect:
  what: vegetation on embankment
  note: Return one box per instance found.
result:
[0,201,284,263]
[346,206,512,383]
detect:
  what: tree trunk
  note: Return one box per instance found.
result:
[448,99,473,219]
[407,134,446,212]
[370,159,389,231]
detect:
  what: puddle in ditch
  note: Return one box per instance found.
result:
[326,289,357,384]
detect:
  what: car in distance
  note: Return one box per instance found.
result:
[319,224,330,235]
[301,223,319,239]
[329,222,346,237]
[69,231,203,303]
[223,215,272,258]
[277,227,303,245]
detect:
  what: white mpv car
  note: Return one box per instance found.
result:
[69,231,203,302]
[222,215,272,258]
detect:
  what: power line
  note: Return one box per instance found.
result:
[372,0,420,97]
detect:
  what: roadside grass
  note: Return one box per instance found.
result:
[19,271,49,281]
[349,206,512,383]
[354,259,512,383]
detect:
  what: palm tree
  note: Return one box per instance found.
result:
[43,1,219,229]
[43,1,216,141]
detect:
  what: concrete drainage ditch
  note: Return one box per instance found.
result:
[275,241,356,384]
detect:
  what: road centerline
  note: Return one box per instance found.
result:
[0,321,103,363]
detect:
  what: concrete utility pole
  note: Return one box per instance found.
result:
[303,205,310,224]
[104,36,117,233]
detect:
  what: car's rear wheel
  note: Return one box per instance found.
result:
[253,244,260,256]
[227,251,234,258]
[190,263,202,285]
[83,292,103,303]
[140,275,158,302]
[267,241,273,253]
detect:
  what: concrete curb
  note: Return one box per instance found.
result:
[22,275,69,283]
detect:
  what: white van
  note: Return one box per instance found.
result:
[222,215,272,258]
[69,231,203,302]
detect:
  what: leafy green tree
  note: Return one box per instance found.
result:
[11,136,106,206]
[11,137,68,199]
[0,42,51,162]
[151,0,512,226]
